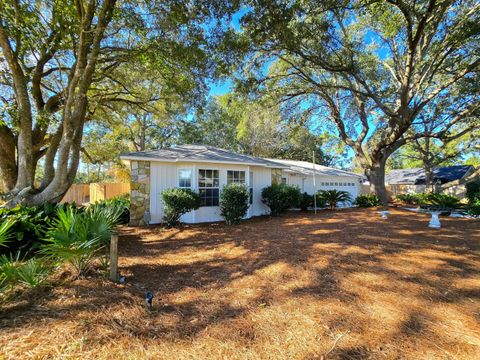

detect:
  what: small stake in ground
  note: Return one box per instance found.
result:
[145,291,154,310]
[429,212,441,229]
[109,231,119,282]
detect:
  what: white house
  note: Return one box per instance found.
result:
[120,145,363,225]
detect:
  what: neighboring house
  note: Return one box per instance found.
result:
[385,165,475,197]
[120,145,363,225]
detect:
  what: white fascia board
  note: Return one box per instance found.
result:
[119,155,288,169]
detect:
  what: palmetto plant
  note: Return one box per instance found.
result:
[86,204,124,244]
[0,219,15,248]
[0,253,51,292]
[41,208,105,277]
[16,258,51,288]
[42,204,123,277]
[317,190,352,210]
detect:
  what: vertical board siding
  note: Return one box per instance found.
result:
[148,161,363,224]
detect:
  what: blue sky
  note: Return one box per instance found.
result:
[208,79,233,97]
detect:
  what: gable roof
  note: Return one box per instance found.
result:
[120,145,287,168]
[385,165,473,185]
[265,158,363,178]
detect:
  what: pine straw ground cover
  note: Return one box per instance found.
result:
[1,208,479,359]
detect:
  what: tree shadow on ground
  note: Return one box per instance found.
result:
[1,208,479,358]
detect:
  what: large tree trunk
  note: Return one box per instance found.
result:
[365,161,389,205]
[0,125,17,192]
[0,0,117,207]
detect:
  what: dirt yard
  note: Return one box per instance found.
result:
[1,208,479,359]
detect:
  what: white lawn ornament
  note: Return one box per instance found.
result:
[379,210,390,219]
[428,212,441,229]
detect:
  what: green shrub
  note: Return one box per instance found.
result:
[220,184,250,225]
[161,188,201,226]
[41,208,107,276]
[468,200,480,216]
[466,179,480,204]
[354,194,381,207]
[0,254,50,292]
[396,192,461,208]
[396,193,430,206]
[0,219,15,248]
[15,258,51,288]
[395,194,416,205]
[261,184,301,216]
[0,203,81,256]
[91,196,130,224]
[0,253,21,292]
[0,205,51,256]
[87,202,125,241]
[317,190,352,209]
[299,193,313,211]
[427,193,460,208]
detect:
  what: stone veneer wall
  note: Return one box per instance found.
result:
[130,160,150,226]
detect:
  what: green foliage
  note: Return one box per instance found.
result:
[428,194,461,209]
[468,200,480,216]
[91,196,130,224]
[299,192,313,211]
[0,219,15,247]
[161,188,201,226]
[466,179,480,204]
[240,1,479,202]
[15,258,51,288]
[178,94,347,166]
[354,194,381,208]
[220,184,250,225]
[0,203,81,256]
[396,193,460,209]
[0,253,20,292]
[261,184,301,216]
[396,193,429,206]
[0,254,50,292]
[317,190,352,209]
[41,207,117,277]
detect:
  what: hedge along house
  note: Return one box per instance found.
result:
[120,145,363,225]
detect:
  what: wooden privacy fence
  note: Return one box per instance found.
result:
[60,183,130,204]
[90,183,130,203]
[61,184,90,204]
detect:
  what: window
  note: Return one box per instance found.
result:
[198,169,219,206]
[178,169,192,188]
[321,182,325,186]
[227,170,246,184]
[281,177,287,184]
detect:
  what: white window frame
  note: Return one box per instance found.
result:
[177,168,192,189]
[198,169,220,207]
[227,170,246,184]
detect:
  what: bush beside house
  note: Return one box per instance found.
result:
[161,188,201,226]
[354,194,381,207]
[317,190,352,209]
[220,184,250,225]
[261,184,301,216]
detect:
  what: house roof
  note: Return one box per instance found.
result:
[120,145,287,168]
[385,165,473,185]
[264,158,363,178]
